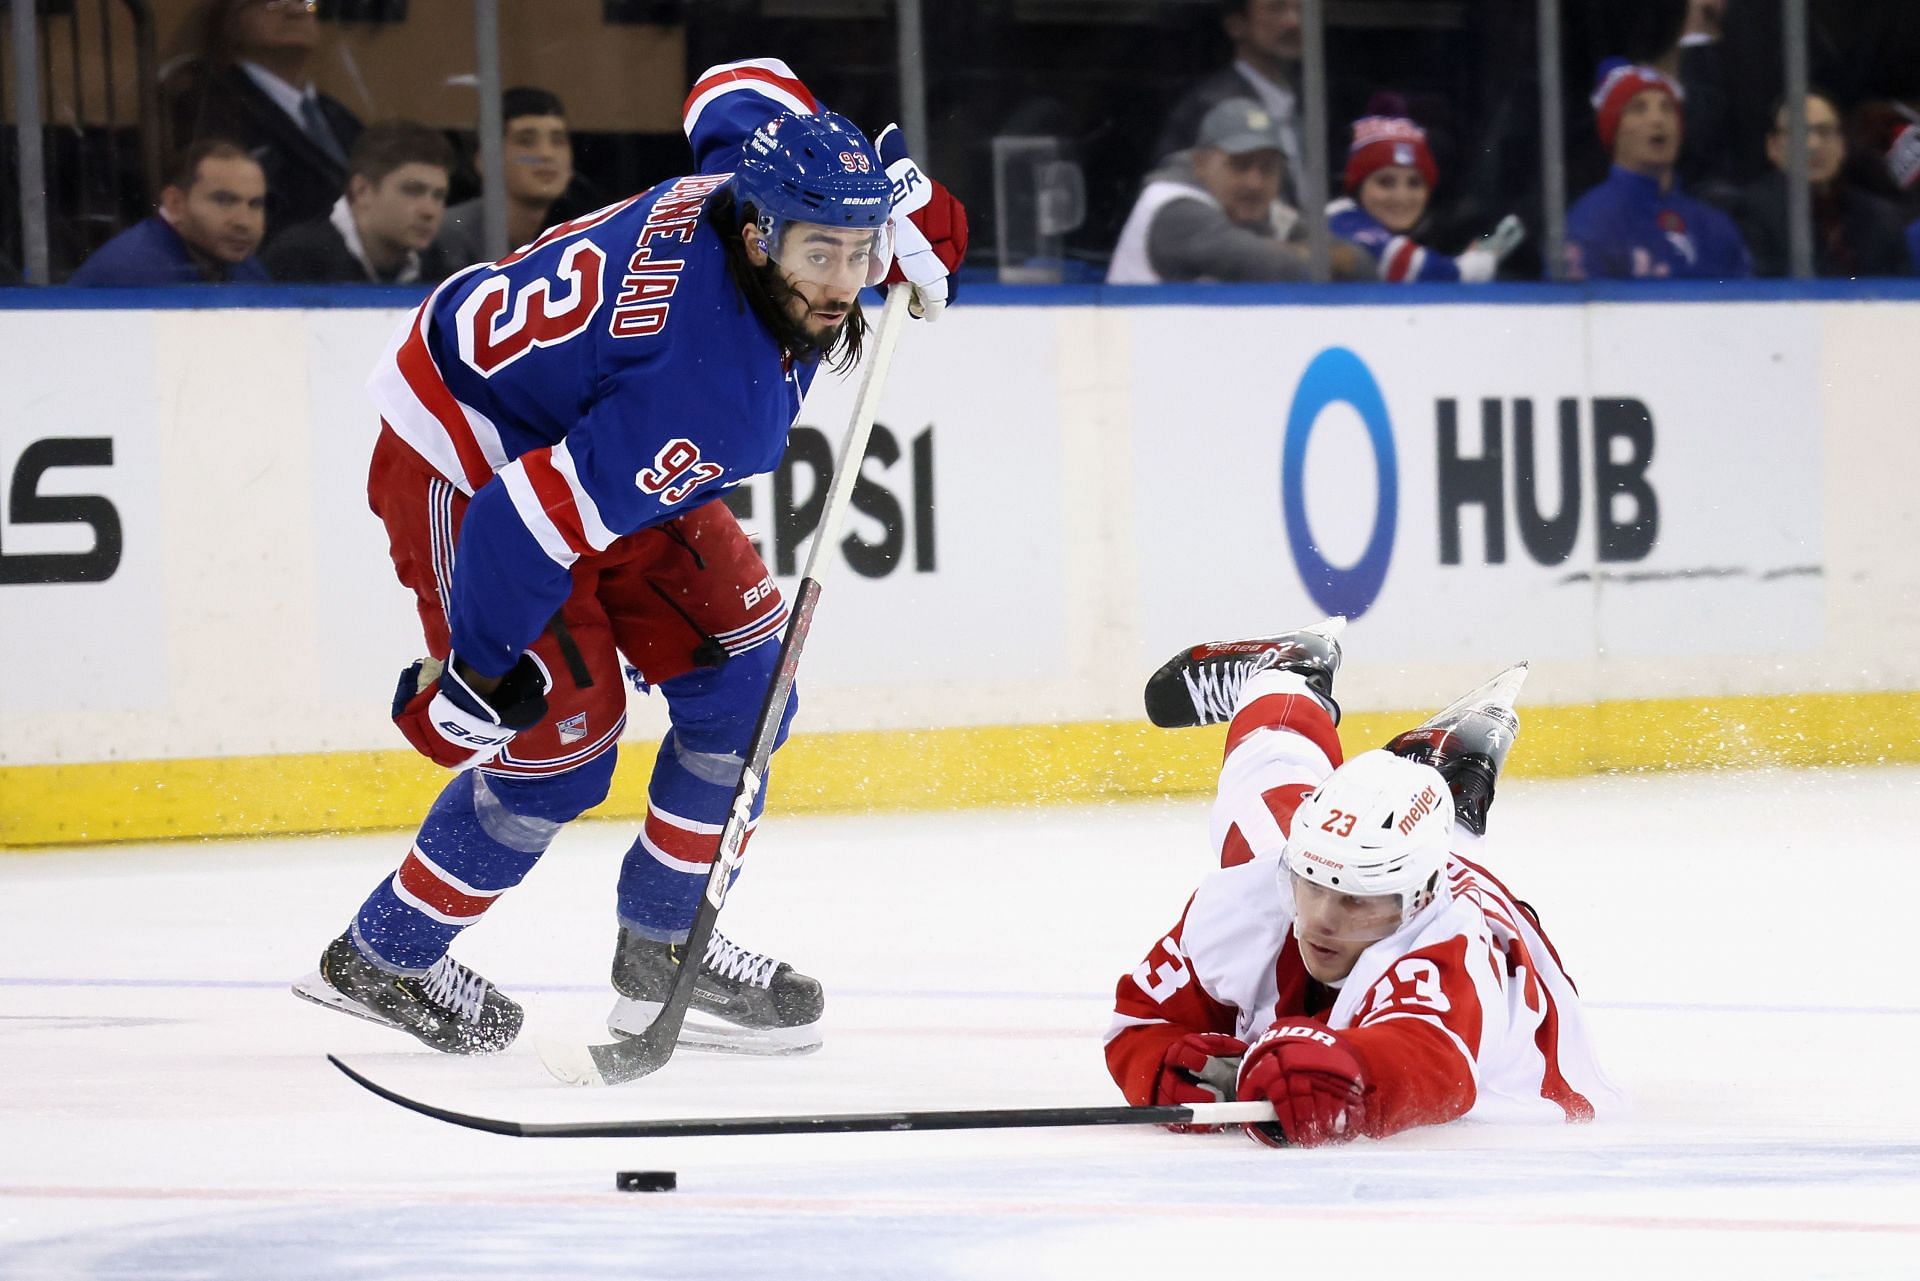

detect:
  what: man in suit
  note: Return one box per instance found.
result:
[263,121,458,285]
[1155,0,1303,195]
[169,0,363,245]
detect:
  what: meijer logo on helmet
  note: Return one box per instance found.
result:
[1397,784,1441,836]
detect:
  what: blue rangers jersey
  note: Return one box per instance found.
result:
[1325,197,1460,282]
[367,59,833,677]
[1564,165,1752,281]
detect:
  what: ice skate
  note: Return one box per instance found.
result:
[1144,616,1346,729]
[291,932,523,1054]
[1385,663,1528,836]
[607,927,824,1056]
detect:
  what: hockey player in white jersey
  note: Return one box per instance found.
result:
[1109,620,1619,1146]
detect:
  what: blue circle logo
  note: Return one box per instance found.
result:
[1281,347,1397,619]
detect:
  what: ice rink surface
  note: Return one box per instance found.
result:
[5,764,1919,1280]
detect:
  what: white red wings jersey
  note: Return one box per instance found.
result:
[1105,669,1620,1136]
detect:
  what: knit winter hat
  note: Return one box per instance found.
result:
[1590,58,1684,151]
[1343,116,1438,193]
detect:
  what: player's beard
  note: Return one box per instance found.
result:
[749,255,867,373]
[708,188,867,373]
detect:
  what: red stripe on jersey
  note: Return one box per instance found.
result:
[644,809,754,868]
[517,447,593,557]
[1219,785,1317,868]
[1449,855,1593,1121]
[1454,855,1575,979]
[396,850,498,920]
[1223,692,1344,768]
[1260,782,1315,843]
[1384,238,1420,283]
[1220,822,1255,868]
[396,311,493,491]
[683,65,820,121]
[1533,982,1595,1121]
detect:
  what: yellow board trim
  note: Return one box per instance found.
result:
[4,690,1916,848]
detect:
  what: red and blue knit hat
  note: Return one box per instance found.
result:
[1343,115,1438,193]
[1590,58,1684,151]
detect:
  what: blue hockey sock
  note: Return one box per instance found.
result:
[352,771,561,972]
[615,731,761,941]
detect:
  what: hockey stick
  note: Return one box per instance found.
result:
[331,1055,1279,1138]
[537,283,914,1088]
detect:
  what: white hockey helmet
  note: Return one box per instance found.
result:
[1284,749,1454,907]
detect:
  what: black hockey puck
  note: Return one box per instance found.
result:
[616,1170,677,1192]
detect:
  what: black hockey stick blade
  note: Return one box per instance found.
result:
[329,1054,1278,1139]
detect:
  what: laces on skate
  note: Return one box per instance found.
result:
[1179,651,1280,724]
[420,957,489,1023]
[702,933,781,988]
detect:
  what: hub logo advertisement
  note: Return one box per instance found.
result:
[1280,348,1398,620]
[1279,346,1663,622]
[1132,309,1821,667]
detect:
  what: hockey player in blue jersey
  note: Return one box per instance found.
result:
[292,58,968,1055]
[1325,109,1524,284]
[1565,60,1750,282]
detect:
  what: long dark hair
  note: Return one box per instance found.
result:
[705,186,867,374]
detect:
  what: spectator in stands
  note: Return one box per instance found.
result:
[1732,92,1911,277]
[1327,108,1527,283]
[1888,123,1920,274]
[436,88,578,267]
[166,0,363,243]
[1155,0,1302,189]
[263,122,457,285]
[1565,59,1751,280]
[69,141,269,286]
[1110,98,1369,284]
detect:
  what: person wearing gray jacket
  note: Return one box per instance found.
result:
[1109,98,1371,284]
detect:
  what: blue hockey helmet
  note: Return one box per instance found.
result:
[734,111,894,286]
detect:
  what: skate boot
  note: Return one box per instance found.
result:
[1144,616,1346,729]
[1385,663,1527,836]
[607,927,824,1056]
[291,932,523,1054]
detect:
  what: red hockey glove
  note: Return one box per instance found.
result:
[392,651,550,770]
[875,123,968,320]
[1152,1032,1248,1132]
[1236,1021,1369,1148]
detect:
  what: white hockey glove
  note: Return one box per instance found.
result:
[875,124,970,320]
[1456,214,1526,284]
